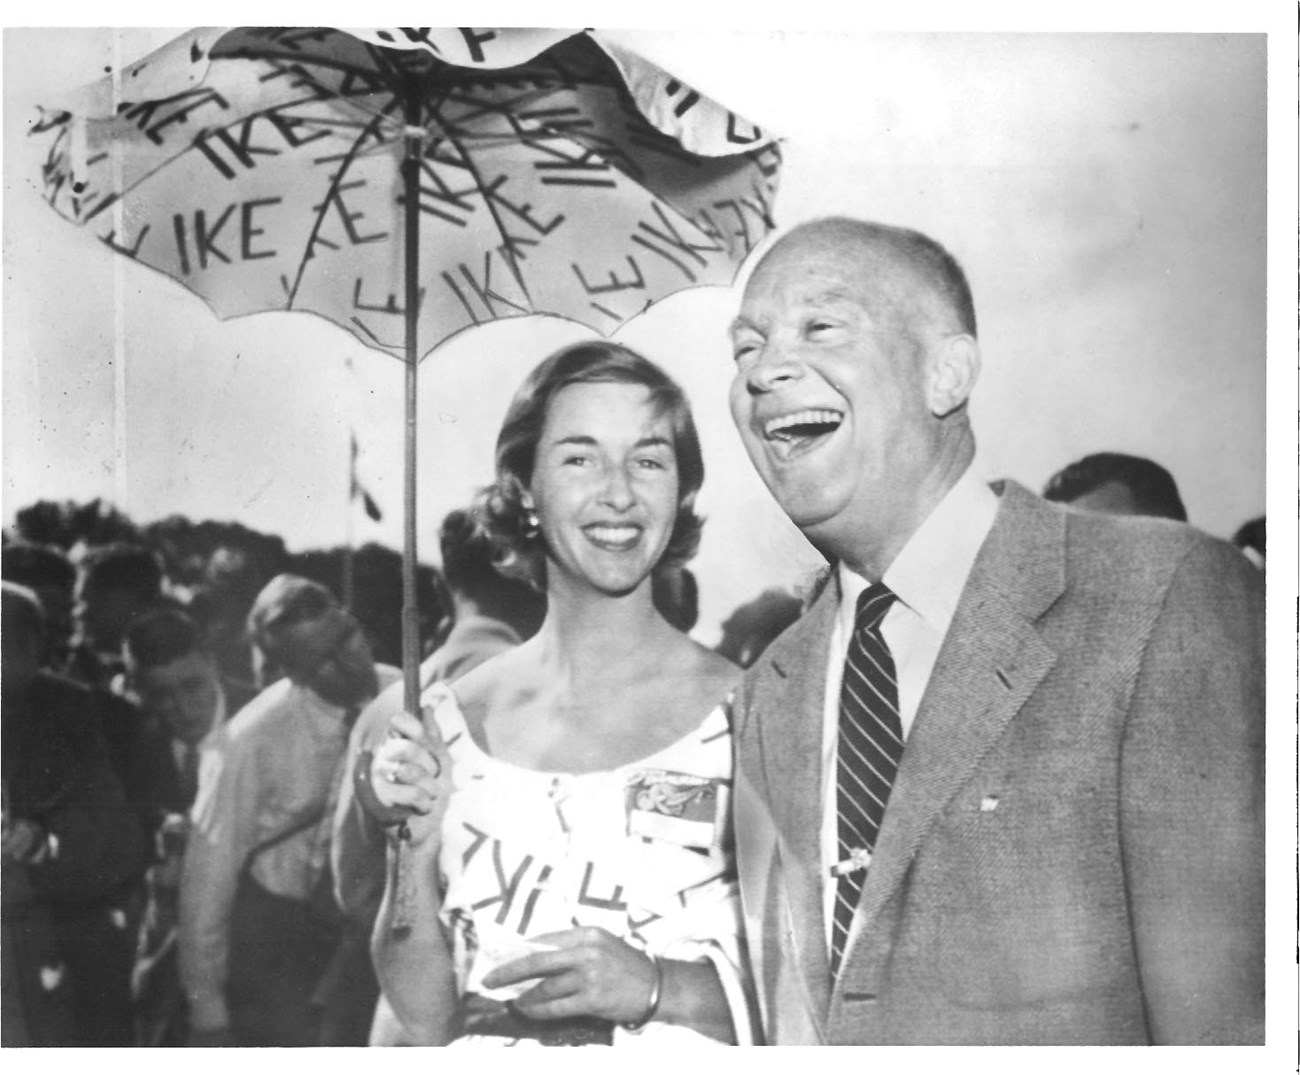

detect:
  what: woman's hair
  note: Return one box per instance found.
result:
[477,340,705,589]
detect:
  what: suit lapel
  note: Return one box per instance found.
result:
[842,483,1067,969]
[754,579,838,1023]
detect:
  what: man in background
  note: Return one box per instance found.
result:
[123,607,254,1044]
[2,541,77,672]
[63,543,175,856]
[126,607,256,808]
[67,542,166,691]
[2,583,146,1045]
[1232,515,1265,571]
[1041,451,1187,521]
[715,587,804,669]
[179,575,397,1046]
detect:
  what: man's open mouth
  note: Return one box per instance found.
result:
[762,408,844,458]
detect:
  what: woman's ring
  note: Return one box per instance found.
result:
[386,767,399,784]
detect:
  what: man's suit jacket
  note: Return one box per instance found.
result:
[732,481,1263,1045]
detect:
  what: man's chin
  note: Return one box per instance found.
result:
[764,471,843,528]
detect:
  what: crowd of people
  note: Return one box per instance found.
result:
[0,494,795,1047]
[2,216,1265,1048]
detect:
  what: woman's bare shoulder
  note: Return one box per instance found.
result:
[667,635,743,709]
[442,647,527,723]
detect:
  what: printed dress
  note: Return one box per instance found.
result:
[425,683,755,1046]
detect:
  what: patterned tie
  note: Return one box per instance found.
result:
[830,582,901,977]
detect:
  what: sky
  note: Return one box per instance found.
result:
[1,19,1287,646]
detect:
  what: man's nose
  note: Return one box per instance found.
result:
[745,339,803,394]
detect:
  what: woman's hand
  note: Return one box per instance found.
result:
[369,708,451,845]
[482,926,659,1026]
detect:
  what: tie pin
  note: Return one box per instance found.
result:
[830,847,872,877]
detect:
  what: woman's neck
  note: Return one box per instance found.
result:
[529,576,671,687]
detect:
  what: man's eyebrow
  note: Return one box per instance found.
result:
[730,290,857,335]
[634,435,672,450]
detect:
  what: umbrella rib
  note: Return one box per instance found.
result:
[423,97,536,312]
[284,103,400,308]
[429,80,651,187]
[207,35,418,142]
[249,48,407,135]
[76,81,402,221]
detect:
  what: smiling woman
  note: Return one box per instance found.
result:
[480,341,706,595]
[525,380,681,598]
[366,340,756,1047]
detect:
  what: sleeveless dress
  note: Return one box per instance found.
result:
[425,683,755,1046]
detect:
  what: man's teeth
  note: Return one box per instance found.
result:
[764,409,844,440]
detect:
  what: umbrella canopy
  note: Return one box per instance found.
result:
[32,26,783,711]
[35,26,781,358]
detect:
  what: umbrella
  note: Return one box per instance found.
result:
[33,26,781,714]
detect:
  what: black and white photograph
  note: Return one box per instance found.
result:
[1,10,1291,1059]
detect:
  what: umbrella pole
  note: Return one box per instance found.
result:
[343,447,355,611]
[388,110,424,934]
[401,124,421,716]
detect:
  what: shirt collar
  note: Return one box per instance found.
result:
[836,459,999,636]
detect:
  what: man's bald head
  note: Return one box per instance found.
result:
[752,217,977,342]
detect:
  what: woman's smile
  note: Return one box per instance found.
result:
[528,380,679,596]
[582,522,644,551]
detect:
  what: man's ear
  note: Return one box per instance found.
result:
[927,334,981,417]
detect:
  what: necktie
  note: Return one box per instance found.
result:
[830,582,901,977]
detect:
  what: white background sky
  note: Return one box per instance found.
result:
[3,18,1286,646]
[1,3,1295,1068]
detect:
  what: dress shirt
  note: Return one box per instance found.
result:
[820,465,998,948]
[179,666,398,1030]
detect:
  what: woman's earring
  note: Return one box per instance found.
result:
[524,508,540,540]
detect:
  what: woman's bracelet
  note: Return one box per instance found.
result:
[620,951,664,1032]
